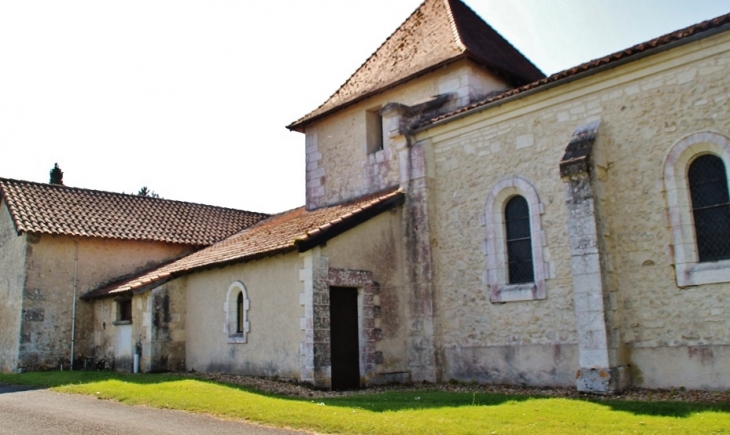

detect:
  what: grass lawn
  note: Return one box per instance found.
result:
[1,372,728,434]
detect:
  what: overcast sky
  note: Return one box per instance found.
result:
[1,0,728,213]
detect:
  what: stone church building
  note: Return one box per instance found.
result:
[2,0,730,394]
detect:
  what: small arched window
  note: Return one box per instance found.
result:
[236,292,244,333]
[225,281,249,343]
[505,196,534,283]
[688,154,730,262]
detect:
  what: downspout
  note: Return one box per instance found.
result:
[70,242,78,370]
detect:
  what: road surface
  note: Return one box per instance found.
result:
[0,384,311,435]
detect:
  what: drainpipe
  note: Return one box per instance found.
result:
[70,242,78,371]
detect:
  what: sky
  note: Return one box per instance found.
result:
[1,1,728,213]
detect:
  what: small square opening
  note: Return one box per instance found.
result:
[118,299,132,322]
[366,108,383,154]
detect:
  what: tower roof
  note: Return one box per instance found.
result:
[288,0,544,132]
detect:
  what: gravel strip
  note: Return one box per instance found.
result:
[185,373,730,404]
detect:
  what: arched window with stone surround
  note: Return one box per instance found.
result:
[483,176,548,303]
[225,281,249,343]
[664,131,730,287]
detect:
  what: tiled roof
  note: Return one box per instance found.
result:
[81,188,405,300]
[0,178,269,246]
[287,0,544,132]
[418,12,730,129]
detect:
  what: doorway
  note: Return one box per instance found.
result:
[329,286,360,390]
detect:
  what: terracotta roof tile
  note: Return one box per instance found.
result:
[82,188,405,300]
[287,0,544,132]
[0,178,269,245]
[418,12,730,129]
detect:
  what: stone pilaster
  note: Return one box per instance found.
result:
[560,120,628,394]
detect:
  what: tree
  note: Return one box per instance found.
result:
[49,163,64,185]
[137,186,160,198]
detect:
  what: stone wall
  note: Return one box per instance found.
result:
[20,233,191,370]
[416,30,730,389]
[0,202,26,372]
[304,59,508,209]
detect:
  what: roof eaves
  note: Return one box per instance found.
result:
[295,190,405,252]
[415,15,730,132]
[286,56,468,132]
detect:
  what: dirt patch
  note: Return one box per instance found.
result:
[185,372,730,403]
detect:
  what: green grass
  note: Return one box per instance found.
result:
[1,372,729,434]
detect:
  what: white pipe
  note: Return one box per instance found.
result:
[70,243,78,371]
[133,354,139,374]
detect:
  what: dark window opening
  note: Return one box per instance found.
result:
[689,154,730,262]
[505,196,534,283]
[118,299,132,322]
[236,292,244,333]
[366,109,383,154]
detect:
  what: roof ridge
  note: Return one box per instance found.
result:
[443,0,467,51]
[0,176,268,216]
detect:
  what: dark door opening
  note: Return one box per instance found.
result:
[329,286,360,390]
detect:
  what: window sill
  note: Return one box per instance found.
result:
[490,283,544,303]
[227,333,247,344]
[113,320,132,326]
[676,259,730,287]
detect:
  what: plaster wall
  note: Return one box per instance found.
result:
[419,31,730,388]
[321,209,409,381]
[20,233,191,370]
[305,60,508,209]
[185,253,303,378]
[0,202,26,372]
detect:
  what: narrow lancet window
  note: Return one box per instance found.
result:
[505,196,534,283]
[236,292,244,333]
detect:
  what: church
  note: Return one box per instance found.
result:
[2,0,730,394]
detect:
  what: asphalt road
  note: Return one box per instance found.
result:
[0,384,311,435]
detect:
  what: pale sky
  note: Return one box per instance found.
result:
[1,1,728,213]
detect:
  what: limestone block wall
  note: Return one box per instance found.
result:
[425,108,578,386]
[0,202,26,372]
[305,59,508,209]
[418,30,730,389]
[185,253,304,378]
[20,234,191,370]
[593,36,730,390]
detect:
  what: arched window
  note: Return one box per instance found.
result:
[688,155,730,262]
[505,196,534,284]
[236,292,244,333]
[483,176,548,303]
[663,131,730,287]
[225,281,249,343]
